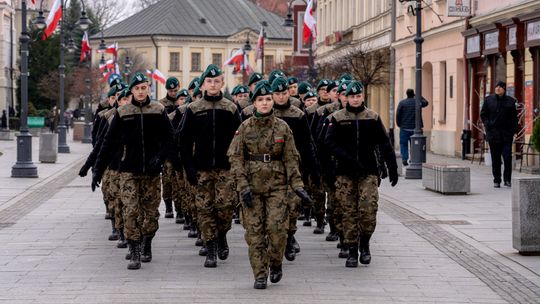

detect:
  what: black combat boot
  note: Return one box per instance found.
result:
[233,206,241,224]
[175,208,185,224]
[284,234,296,261]
[183,214,192,231]
[117,228,128,248]
[338,241,348,259]
[345,243,359,268]
[164,199,174,218]
[188,221,198,237]
[127,240,141,270]
[198,244,207,256]
[298,208,306,221]
[302,208,312,227]
[359,234,372,265]
[269,264,283,283]
[195,229,203,246]
[313,216,325,234]
[204,240,217,268]
[217,232,229,260]
[325,218,338,241]
[108,218,119,241]
[253,277,267,289]
[292,235,300,253]
[140,235,154,263]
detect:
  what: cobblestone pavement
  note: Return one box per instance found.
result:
[0,138,538,303]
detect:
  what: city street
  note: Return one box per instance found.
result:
[0,137,539,303]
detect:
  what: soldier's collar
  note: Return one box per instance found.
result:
[132,96,151,107]
[203,91,223,102]
[273,100,290,110]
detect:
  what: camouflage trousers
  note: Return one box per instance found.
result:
[171,167,190,214]
[194,169,235,241]
[161,161,174,201]
[287,189,301,234]
[307,177,326,218]
[335,175,379,244]
[185,180,198,223]
[241,190,289,280]
[101,169,115,215]
[325,186,341,234]
[105,170,124,230]
[120,173,161,241]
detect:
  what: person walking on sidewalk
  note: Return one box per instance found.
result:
[480,80,518,188]
[325,81,398,268]
[396,89,429,166]
[93,72,174,270]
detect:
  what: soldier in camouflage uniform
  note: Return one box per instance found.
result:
[231,85,251,112]
[227,82,312,289]
[324,81,398,268]
[287,77,299,100]
[248,73,264,93]
[178,64,242,268]
[93,72,174,270]
[297,81,314,104]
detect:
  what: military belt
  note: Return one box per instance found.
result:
[247,153,282,163]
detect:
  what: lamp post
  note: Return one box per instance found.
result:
[81,61,92,144]
[260,21,267,74]
[401,0,427,179]
[243,34,252,84]
[12,0,38,178]
[123,55,132,84]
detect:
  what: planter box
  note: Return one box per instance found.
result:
[512,177,540,255]
[422,164,470,194]
[0,129,14,140]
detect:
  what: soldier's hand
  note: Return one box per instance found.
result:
[91,171,102,192]
[240,188,253,209]
[78,163,91,177]
[294,187,313,207]
[186,168,198,186]
[389,169,398,187]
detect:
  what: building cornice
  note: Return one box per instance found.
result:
[392,19,465,49]
[316,31,391,65]
[470,0,539,26]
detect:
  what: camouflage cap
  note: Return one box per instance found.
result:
[317,79,331,91]
[248,73,263,86]
[250,82,272,103]
[176,89,189,99]
[287,76,299,86]
[344,81,364,96]
[271,77,288,93]
[165,77,180,90]
[188,77,200,90]
[298,81,313,95]
[129,72,149,90]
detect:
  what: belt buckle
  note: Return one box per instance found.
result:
[263,154,271,163]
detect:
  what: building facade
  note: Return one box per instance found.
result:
[90,0,292,99]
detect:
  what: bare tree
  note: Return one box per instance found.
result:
[137,0,161,9]
[89,0,129,28]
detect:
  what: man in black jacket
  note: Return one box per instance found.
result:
[480,81,518,188]
[396,89,429,166]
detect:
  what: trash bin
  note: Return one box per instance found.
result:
[39,132,58,163]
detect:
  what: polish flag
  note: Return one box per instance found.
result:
[105,42,118,58]
[224,48,245,72]
[255,27,264,60]
[42,0,62,40]
[303,0,317,44]
[101,71,111,83]
[29,0,36,9]
[79,31,91,62]
[146,69,153,79]
[244,53,252,75]
[152,69,166,84]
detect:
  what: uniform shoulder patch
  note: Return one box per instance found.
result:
[332,109,350,122]
[358,108,380,121]
[142,101,165,114]
[117,104,139,117]
[242,104,255,116]
[306,103,318,114]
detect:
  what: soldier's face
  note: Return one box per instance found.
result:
[237,93,249,104]
[249,82,259,92]
[347,93,364,107]
[319,87,329,100]
[204,76,224,96]
[108,96,116,106]
[131,82,150,102]
[338,94,348,107]
[254,95,274,114]
[329,88,339,101]
[118,96,130,106]
[272,91,289,105]
[176,96,186,106]
[288,83,298,96]
[304,97,317,108]
[167,87,179,98]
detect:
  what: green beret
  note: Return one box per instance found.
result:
[107,86,117,98]
[248,73,263,86]
[287,77,299,86]
[317,79,331,91]
[165,77,180,90]
[117,88,131,100]
[268,70,286,85]
[200,64,222,84]
[271,77,288,93]
[250,82,272,103]
[298,81,313,95]
[339,73,353,82]
[193,86,202,98]
[231,85,240,96]
[326,80,340,92]
[303,91,318,101]
[337,80,351,93]
[188,77,200,90]
[185,95,193,104]
[344,81,364,96]
[233,85,250,95]
[176,89,189,99]
[109,76,123,88]
[129,72,149,90]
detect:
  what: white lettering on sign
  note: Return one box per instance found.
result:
[508,27,517,46]
[484,31,499,50]
[527,21,540,42]
[467,35,480,54]
[447,0,471,17]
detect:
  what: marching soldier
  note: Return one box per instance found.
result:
[324,81,398,268]
[93,72,174,270]
[159,77,180,114]
[227,81,312,289]
[297,81,313,103]
[232,85,251,111]
[302,91,318,109]
[248,72,264,92]
[178,64,242,268]
[188,77,200,97]
[287,77,299,99]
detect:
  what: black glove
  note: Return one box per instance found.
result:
[148,157,163,172]
[185,168,198,186]
[91,171,102,192]
[240,188,253,209]
[389,168,398,187]
[79,163,91,177]
[294,187,313,208]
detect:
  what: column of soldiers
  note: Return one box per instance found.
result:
[81,63,398,289]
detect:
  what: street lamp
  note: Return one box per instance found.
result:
[12,0,38,178]
[400,0,427,179]
[123,55,132,83]
[243,33,252,84]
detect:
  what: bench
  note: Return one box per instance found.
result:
[422,164,470,194]
[27,116,45,128]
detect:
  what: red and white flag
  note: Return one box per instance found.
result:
[146,69,153,79]
[43,0,62,40]
[244,53,252,75]
[255,27,264,60]
[224,48,245,72]
[152,69,166,84]
[29,0,36,9]
[105,42,118,58]
[79,31,91,62]
[303,0,317,44]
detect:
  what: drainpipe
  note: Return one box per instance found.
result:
[151,34,159,100]
[389,0,397,147]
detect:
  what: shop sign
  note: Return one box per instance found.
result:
[447,0,471,17]
[508,26,517,46]
[527,20,540,42]
[467,35,480,54]
[484,31,499,50]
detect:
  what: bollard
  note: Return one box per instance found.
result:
[512,177,540,255]
[39,133,58,163]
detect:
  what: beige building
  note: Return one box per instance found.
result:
[315,0,392,126]
[90,0,292,99]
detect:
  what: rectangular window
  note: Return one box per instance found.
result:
[212,53,222,67]
[169,52,180,72]
[264,55,274,74]
[191,52,201,72]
